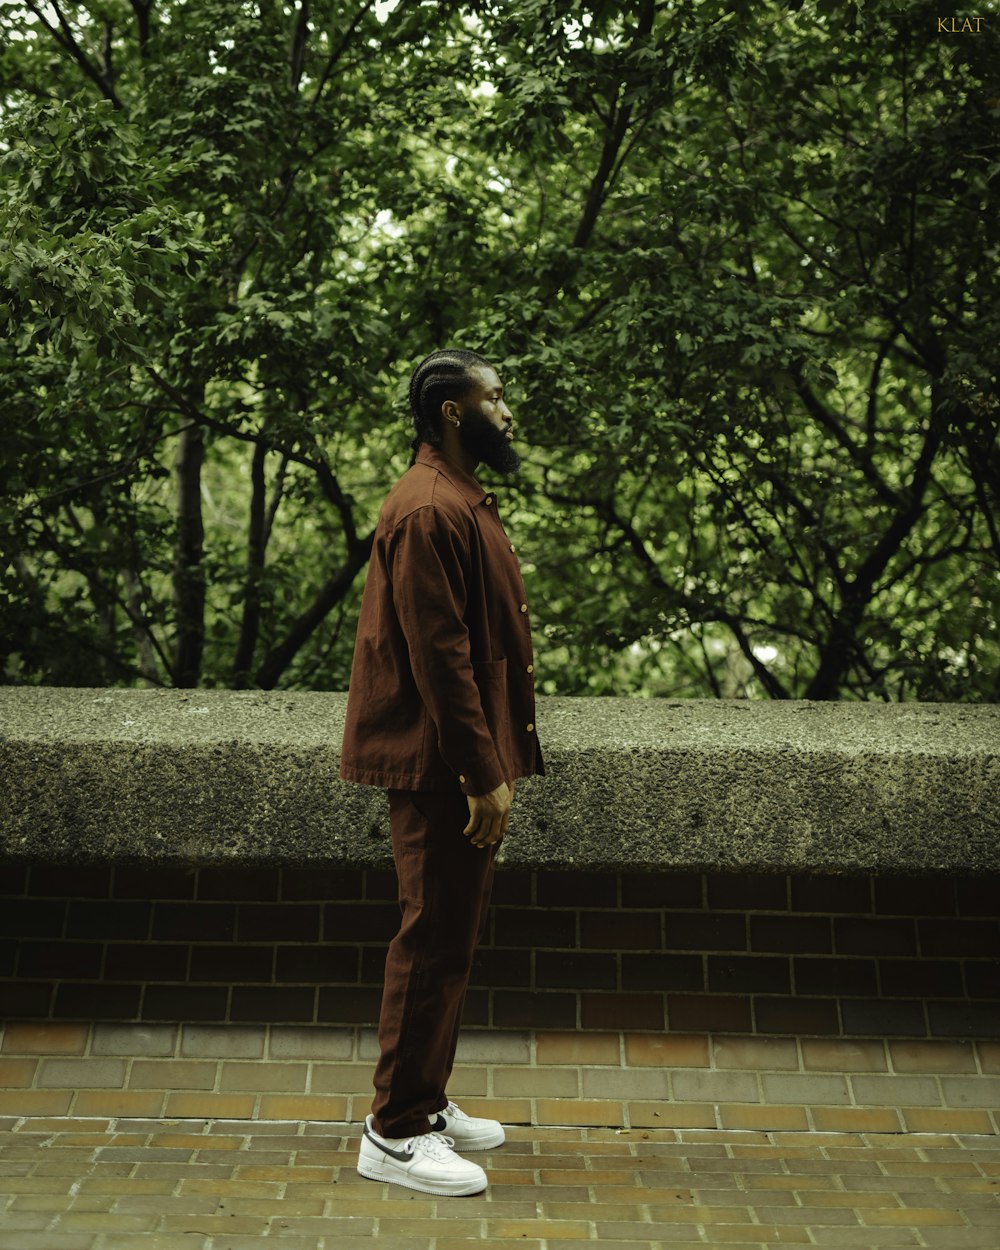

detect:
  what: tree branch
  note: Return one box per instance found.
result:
[25,0,124,108]
[232,440,268,687]
[253,530,374,688]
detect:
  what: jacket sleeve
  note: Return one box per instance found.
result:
[389,504,506,797]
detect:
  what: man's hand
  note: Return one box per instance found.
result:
[463,780,513,848]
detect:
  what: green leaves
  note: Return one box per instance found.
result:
[1,0,997,698]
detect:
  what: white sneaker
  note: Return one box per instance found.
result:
[357,1114,487,1196]
[430,1101,506,1150]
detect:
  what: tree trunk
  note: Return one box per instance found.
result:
[172,422,206,687]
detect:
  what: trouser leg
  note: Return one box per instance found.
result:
[371,786,497,1139]
[438,850,496,1105]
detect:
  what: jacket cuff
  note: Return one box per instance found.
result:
[456,752,507,798]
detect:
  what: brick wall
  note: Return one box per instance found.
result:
[2,863,998,1130]
[3,864,997,1037]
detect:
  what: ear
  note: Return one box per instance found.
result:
[441,398,462,426]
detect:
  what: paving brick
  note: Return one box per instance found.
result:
[812,1107,904,1133]
[456,1029,532,1064]
[0,1057,38,1087]
[628,1101,716,1128]
[220,1061,308,1094]
[267,1025,354,1060]
[672,1070,759,1103]
[536,1098,623,1127]
[851,1074,942,1106]
[802,1038,887,1072]
[1,1022,89,1055]
[761,1073,851,1105]
[92,1024,177,1057]
[177,1023,266,1058]
[129,1060,218,1090]
[494,1067,578,1097]
[537,1031,620,1066]
[580,1068,668,1100]
[489,1220,591,1240]
[165,1092,256,1119]
[36,1058,127,1089]
[719,1104,810,1131]
[941,1075,1000,1107]
[74,1091,166,1118]
[713,1035,799,1071]
[257,1094,348,1120]
[624,1032,709,1068]
[888,1041,976,1075]
[902,1108,996,1134]
[311,1063,377,1094]
[863,1206,966,1225]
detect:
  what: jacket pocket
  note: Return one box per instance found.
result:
[471,657,510,745]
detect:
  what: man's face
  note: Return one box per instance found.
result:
[458,365,520,475]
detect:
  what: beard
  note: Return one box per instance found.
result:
[459,404,521,475]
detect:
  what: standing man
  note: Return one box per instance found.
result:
[340,348,544,1197]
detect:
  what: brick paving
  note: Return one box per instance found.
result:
[1,1118,999,1248]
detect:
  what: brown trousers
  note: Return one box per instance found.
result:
[371,786,497,1139]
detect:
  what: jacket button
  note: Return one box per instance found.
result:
[526,723,534,733]
[520,603,528,613]
[459,774,466,783]
[526,664,534,674]
[485,496,493,505]
[509,544,515,552]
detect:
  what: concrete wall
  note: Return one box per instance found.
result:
[2,688,999,873]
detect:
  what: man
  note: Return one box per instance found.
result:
[339,348,544,1197]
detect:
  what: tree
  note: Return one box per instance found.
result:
[2,0,997,699]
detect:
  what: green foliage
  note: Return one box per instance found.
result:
[1,0,997,699]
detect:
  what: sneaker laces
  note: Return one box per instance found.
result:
[410,1131,457,1162]
[444,1101,470,1122]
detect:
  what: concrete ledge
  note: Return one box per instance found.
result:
[0,688,997,873]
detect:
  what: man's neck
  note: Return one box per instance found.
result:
[438,429,480,479]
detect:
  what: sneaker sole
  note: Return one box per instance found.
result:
[449,1128,505,1151]
[357,1158,486,1196]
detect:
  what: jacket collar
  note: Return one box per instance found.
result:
[415,442,488,507]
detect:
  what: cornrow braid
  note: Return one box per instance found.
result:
[407,348,491,465]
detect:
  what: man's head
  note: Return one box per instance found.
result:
[408,349,520,475]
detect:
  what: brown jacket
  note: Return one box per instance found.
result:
[339,443,544,795]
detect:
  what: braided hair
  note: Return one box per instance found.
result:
[407,349,491,465]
